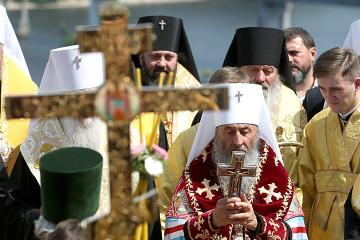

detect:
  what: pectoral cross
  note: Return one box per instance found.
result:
[5,3,228,240]
[217,150,256,197]
[159,19,166,30]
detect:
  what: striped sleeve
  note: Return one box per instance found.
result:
[164,217,187,240]
[286,216,308,240]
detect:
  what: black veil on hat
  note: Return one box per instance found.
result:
[132,15,200,81]
[223,27,295,92]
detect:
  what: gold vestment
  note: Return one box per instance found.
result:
[156,83,306,230]
[298,105,360,239]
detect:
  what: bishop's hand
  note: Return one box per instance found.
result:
[212,193,258,231]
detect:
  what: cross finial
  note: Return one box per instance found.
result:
[217,150,257,197]
[159,20,166,31]
[73,55,82,69]
[235,91,243,103]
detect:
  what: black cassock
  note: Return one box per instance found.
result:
[2,152,40,240]
[345,187,360,240]
[0,157,9,239]
[1,122,167,240]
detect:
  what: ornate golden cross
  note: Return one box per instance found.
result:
[5,3,228,240]
[217,150,256,197]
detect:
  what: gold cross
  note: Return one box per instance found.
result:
[194,215,204,231]
[258,182,283,204]
[235,90,243,103]
[195,178,220,200]
[5,3,228,240]
[217,150,256,197]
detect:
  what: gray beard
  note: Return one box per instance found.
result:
[59,117,107,154]
[292,64,311,84]
[262,75,282,123]
[213,136,261,199]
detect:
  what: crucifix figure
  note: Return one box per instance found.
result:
[5,3,228,240]
[217,150,257,197]
[73,55,82,69]
[235,90,243,103]
[159,19,166,30]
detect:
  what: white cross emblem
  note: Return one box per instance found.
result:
[235,91,243,103]
[258,182,283,204]
[195,178,220,200]
[159,20,166,31]
[73,55,82,69]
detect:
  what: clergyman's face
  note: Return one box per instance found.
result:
[140,50,177,86]
[241,65,278,87]
[318,73,360,114]
[217,123,259,155]
[286,37,316,84]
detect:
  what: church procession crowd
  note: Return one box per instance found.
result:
[0,1,359,239]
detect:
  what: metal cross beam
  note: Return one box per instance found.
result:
[5,3,228,240]
[217,150,256,197]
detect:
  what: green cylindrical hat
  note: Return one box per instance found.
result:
[40,147,103,224]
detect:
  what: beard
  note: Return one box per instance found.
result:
[140,57,177,86]
[260,74,282,123]
[291,62,311,84]
[59,117,108,154]
[213,133,261,199]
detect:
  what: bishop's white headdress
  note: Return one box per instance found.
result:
[343,19,360,55]
[28,45,105,132]
[186,83,282,167]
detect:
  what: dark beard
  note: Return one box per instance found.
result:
[291,62,311,84]
[141,60,177,86]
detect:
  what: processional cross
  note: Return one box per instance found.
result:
[5,3,228,240]
[217,150,257,197]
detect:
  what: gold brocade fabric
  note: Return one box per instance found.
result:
[298,105,360,239]
[155,123,199,230]
[156,84,306,231]
[20,118,111,222]
[276,83,307,188]
[1,55,38,174]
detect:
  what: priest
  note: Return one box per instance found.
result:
[298,47,360,239]
[131,15,200,150]
[2,45,108,240]
[164,83,306,240]
[158,28,307,233]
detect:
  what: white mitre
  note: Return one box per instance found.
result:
[28,45,105,132]
[0,5,31,78]
[343,19,360,55]
[186,83,282,167]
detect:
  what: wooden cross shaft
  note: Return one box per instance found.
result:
[217,150,257,197]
